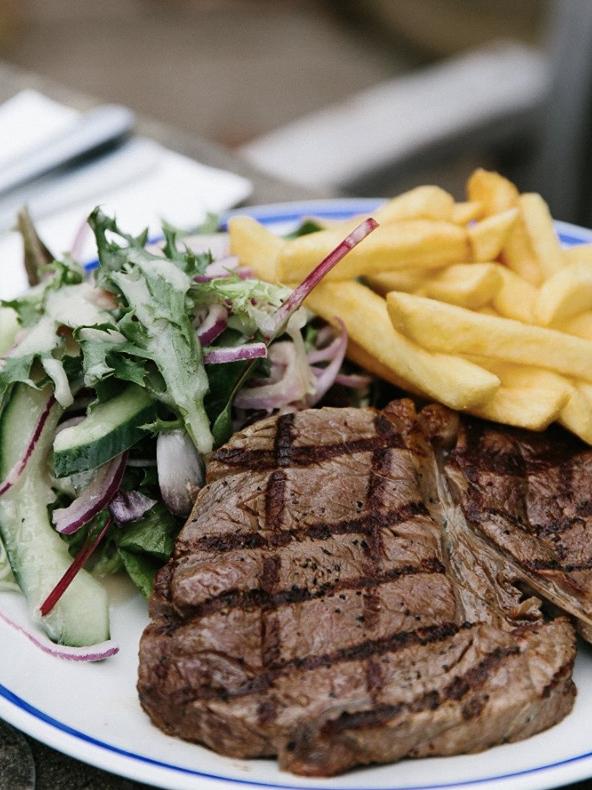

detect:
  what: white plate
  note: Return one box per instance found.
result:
[2,200,592,790]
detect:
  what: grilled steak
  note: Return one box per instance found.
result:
[138,400,576,776]
[429,405,592,641]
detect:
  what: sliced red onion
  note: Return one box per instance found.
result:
[0,608,118,662]
[157,430,204,517]
[0,395,55,498]
[52,454,127,535]
[307,331,347,364]
[264,218,378,339]
[334,372,372,389]
[109,490,156,523]
[196,304,228,346]
[40,517,113,617]
[308,319,347,406]
[204,342,267,365]
[235,342,305,410]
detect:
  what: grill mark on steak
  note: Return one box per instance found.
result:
[191,502,430,555]
[257,414,294,724]
[211,432,405,471]
[184,558,446,620]
[185,621,470,702]
[321,645,520,735]
[362,419,394,702]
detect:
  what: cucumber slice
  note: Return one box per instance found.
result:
[53,384,155,477]
[0,384,109,645]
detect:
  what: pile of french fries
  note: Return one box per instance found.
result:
[229,170,592,443]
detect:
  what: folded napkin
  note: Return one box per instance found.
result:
[0,90,252,299]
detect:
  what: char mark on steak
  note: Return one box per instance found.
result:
[138,401,576,776]
[435,407,592,631]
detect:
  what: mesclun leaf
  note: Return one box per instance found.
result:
[88,208,149,289]
[2,286,46,327]
[16,206,55,286]
[108,255,213,453]
[117,549,159,597]
[161,226,212,277]
[116,504,178,560]
[192,278,293,337]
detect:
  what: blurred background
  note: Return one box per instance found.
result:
[0,0,591,222]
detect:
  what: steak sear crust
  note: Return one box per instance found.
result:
[138,401,576,776]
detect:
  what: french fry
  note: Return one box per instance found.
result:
[452,201,483,224]
[313,186,455,233]
[304,281,500,409]
[373,186,455,223]
[365,268,426,295]
[422,263,502,309]
[387,291,592,381]
[228,216,283,282]
[461,356,572,429]
[367,262,502,309]
[478,305,499,316]
[467,169,519,215]
[519,193,563,280]
[560,383,592,444]
[500,212,542,286]
[564,244,592,266]
[277,221,470,283]
[346,339,420,394]
[491,265,537,323]
[500,194,563,285]
[468,208,518,262]
[536,260,592,325]
[471,382,571,431]
[556,310,592,340]
[465,357,571,397]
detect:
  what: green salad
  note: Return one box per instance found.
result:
[0,208,376,654]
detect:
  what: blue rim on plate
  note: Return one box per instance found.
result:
[2,199,592,790]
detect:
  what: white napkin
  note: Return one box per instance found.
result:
[0,90,252,299]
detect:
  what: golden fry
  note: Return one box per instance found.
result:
[560,383,592,444]
[468,208,518,262]
[536,260,592,325]
[519,193,563,280]
[278,221,469,283]
[500,212,542,286]
[422,263,502,309]
[491,265,537,323]
[563,244,592,266]
[556,310,592,340]
[471,383,570,431]
[387,291,592,381]
[365,268,426,295]
[228,216,283,282]
[305,281,499,409]
[467,169,519,215]
[452,201,483,224]
[367,262,502,309]
[373,186,454,223]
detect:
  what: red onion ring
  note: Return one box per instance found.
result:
[204,343,267,365]
[52,454,127,535]
[0,608,118,662]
